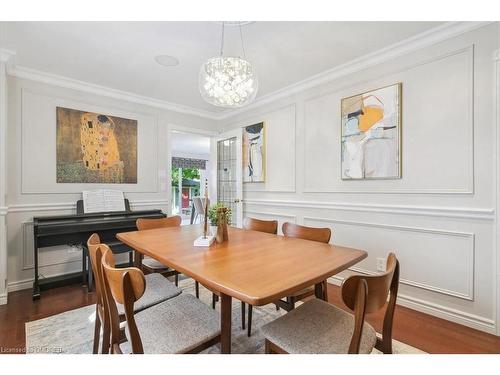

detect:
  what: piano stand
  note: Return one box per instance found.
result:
[32,199,165,300]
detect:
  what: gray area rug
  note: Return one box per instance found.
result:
[25,279,425,354]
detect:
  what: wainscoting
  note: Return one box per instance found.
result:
[5,199,169,293]
[243,201,495,334]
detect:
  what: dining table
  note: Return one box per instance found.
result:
[116,224,367,354]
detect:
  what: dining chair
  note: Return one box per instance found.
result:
[241,217,279,337]
[277,222,332,311]
[87,235,182,354]
[136,216,199,293]
[192,197,209,224]
[100,246,221,354]
[262,253,400,354]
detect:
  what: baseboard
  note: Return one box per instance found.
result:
[7,278,34,293]
[327,276,497,335]
[0,292,7,305]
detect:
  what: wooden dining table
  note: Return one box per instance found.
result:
[116,224,367,354]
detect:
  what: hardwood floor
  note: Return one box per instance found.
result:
[1,282,499,354]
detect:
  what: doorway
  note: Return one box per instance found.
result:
[170,130,211,225]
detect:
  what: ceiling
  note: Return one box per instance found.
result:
[171,131,210,158]
[0,21,444,114]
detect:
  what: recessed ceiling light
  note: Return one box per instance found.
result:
[154,55,180,67]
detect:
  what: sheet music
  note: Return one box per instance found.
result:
[82,189,125,213]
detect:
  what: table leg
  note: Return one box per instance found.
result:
[133,250,143,269]
[220,293,232,354]
[315,281,326,301]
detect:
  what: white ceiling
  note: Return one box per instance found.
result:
[0,21,443,114]
[171,131,210,159]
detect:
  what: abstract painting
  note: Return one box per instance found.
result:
[56,107,137,183]
[341,83,402,180]
[242,122,265,182]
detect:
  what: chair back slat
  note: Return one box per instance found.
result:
[282,222,331,243]
[348,279,368,354]
[87,233,103,304]
[101,246,146,354]
[136,216,182,231]
[341,253,399,314]
[243,217,278,234]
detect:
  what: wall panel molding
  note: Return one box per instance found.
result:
[20,88,160,194]
[7,199,168,213]
[10,66,221,120]
[219,22,491,121]
[302,45,475,195]
[244,198,494,221]
[307,216,475,301]
[328,275,495,334]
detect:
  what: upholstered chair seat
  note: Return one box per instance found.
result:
[125,294,220,353]
[116,273,181,315]
[142,256,172,270]
[262,299,377,354]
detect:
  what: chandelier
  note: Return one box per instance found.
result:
[199,22,258,108]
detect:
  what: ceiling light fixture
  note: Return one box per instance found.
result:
[199,21,258,108]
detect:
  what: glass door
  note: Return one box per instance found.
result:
[213,129,242,227]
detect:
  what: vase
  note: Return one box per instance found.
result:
[216,208,229,243]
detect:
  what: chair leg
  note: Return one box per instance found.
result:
[101,318,110,354]
[92,307,101,354]
[276,305,280,311]
[265,339,272,354]
[241,302,246,330]
[195,281,200,299]
[247,305,253,337]
[175,273,179,286]
[322,280,329,302]
[212,293,217,309]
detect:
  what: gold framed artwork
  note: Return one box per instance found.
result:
[242,122,266,183]
[56,107,138,183]
[341,83,402,180]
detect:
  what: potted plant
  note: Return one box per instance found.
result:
[208,202,232,237]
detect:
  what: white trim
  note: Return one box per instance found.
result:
[4,22,492,122]
[307,216,475,301]
[494,47,500,335]
[9,65,222,120]
[7,278,33,293]
[0,293,7,305]
[0,51,10,306]
[494,49,500,62]
[216,21,492,120]
[7,199,169,213]
[243,198,494,221]
[328,276,495,334]
[0,48,16,63]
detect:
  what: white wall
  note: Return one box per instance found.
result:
[219,23,500,334]
[5,76,218,293]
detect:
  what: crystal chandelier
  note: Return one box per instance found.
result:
[199,22,258,108]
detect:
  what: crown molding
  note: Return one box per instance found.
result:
[494,49,500,61]
[7,65,222,120]
[215,21,494,121]
[0,49,16,64]
[3,22,494,122]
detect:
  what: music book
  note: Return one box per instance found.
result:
[82,189,125,213]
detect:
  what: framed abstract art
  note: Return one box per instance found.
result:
[341,83,402,180]
[242,122,266,182]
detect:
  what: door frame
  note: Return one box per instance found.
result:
[166,124,217,218]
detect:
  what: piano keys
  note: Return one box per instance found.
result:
[32,199,166,299]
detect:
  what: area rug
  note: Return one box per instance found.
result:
[25,279,425,354]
